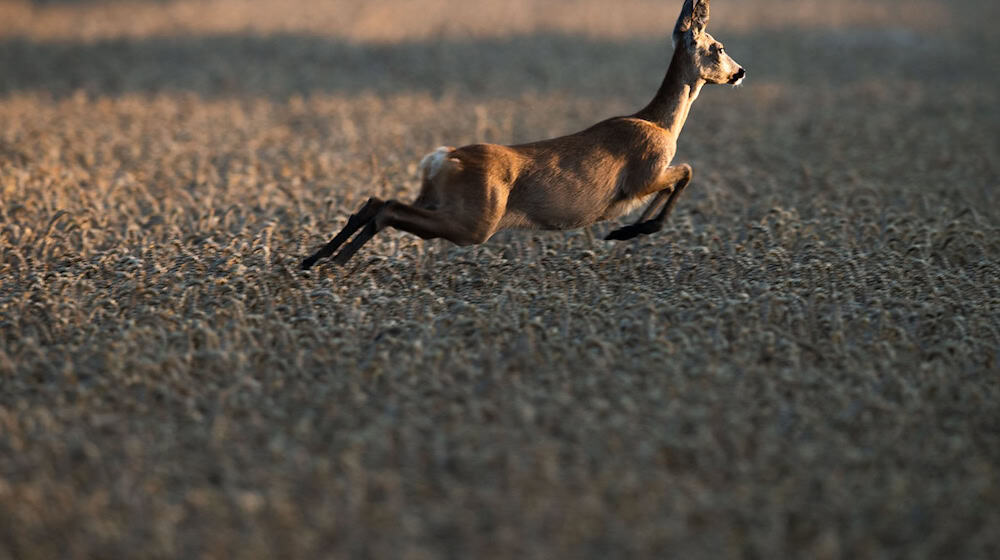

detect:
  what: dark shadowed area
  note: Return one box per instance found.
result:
[1,0,998,558]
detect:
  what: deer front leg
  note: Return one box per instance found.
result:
[605,163,692,241]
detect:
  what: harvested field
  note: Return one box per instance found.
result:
[1,0,999,558]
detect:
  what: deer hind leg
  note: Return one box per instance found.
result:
[606,164,692,241]
[301,196,386,269]
[378,201,496,246]
[328,200,497,266]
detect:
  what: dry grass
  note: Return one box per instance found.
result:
[1,0,999,558]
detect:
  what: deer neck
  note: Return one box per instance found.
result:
[635,50,705,139]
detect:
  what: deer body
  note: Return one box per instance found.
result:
[302,0,743,269]
[418,118,676,234]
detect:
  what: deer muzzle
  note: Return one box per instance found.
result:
[729,68,746,85]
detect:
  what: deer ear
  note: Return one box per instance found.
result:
[673,0,710,44]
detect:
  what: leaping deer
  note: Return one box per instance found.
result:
[302,0,744,269]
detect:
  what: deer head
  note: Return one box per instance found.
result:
[673,0,746,85]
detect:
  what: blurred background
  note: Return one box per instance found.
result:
[3,0,997,99]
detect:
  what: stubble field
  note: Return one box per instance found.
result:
[1,0,999,558]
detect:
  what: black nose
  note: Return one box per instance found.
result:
[730,68,746,83]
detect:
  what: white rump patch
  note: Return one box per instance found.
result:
[419,146,453,180]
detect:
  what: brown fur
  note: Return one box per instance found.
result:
[302,0,745,268]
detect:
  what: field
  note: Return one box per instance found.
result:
[1,0,999,557]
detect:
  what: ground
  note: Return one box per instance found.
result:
[1,0,998,558]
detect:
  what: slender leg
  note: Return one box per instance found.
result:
[328,200,492,266]
[606,164,692,241]
[301,197,385,269]
[331,220,380,265]
[378,202,487,244]
[638,190,672,222]
[646,167,692,224]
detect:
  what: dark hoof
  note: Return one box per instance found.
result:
[301,256,319,270]
[605,225,640,241]
[636,220,662,235]
[606,220,661,241]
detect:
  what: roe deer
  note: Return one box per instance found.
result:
[302,0,744,269]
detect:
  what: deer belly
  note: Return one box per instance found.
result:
[503,203,603,231]
[507,176,628,230]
